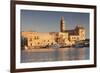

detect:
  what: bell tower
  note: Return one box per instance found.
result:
[60,16,65,32]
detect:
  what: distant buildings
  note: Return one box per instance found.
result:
[21,16,85,49]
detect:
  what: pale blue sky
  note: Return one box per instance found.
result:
[21,10,89,38]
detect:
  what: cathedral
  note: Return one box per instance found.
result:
[21,16,85,49]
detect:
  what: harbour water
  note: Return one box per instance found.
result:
[21,47,89,63]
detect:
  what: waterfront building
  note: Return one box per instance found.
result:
[21,16,85,49]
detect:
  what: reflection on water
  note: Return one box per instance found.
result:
[21,47,89,63]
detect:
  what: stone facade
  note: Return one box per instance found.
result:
[21,17,85,49]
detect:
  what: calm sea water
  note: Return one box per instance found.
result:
[21,47,89,63]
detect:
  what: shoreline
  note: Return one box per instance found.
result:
[23,48,71,52]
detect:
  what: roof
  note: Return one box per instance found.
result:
[75,25,85,29]
[64,29,78,35]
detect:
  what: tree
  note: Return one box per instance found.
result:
[21,36,28,50]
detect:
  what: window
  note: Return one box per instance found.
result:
[30,38,32,41]
[77,37,79,40]
[38,42,40,44]
[34,36,36,40]
[51,42,53,45]
[34,36,39,40]
[30,43,32,46]
[37,36,39,39]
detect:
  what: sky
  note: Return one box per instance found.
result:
[21,10,90,38]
